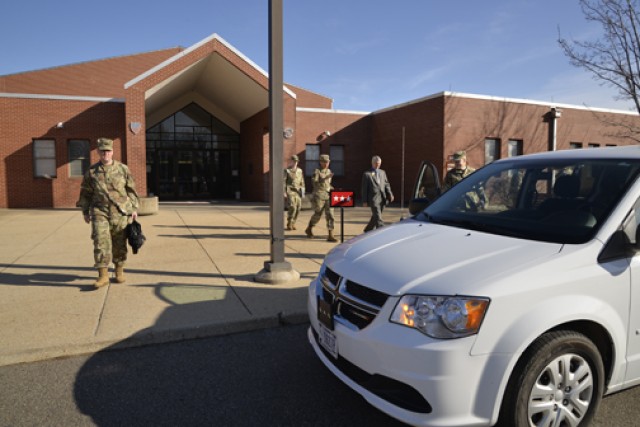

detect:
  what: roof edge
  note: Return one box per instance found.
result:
[296,107,369,115]
[0,93,125,102]
[373,91,640,116]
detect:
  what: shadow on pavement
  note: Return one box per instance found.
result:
[0,265,96,291]
[72,315,405,426]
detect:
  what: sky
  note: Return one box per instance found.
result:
[0,0,635,113]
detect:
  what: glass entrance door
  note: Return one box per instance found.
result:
[146,102,240,200]
[156,150,175,199]
[176,150,195,198]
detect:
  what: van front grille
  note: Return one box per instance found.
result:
[319,268,389,330]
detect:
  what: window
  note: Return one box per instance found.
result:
[570,142,583,149]
[305,144,320,176]
[330,145,345,176]
[588,143,600,148]
[485,138,500,164]
[68,140,90,177]
[507,140,523,157]
[33,139,56,178]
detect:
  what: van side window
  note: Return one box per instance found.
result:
[622,197,640,245]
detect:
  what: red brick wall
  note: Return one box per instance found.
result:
[440,95,639,171]
[371,97,446,205]
[240,109,269,201]
[0,97,125,208]
[124,87,148,197]
[294,110,370,196]
[285,84,333,109]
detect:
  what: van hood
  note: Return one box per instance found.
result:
[325,219,564,296]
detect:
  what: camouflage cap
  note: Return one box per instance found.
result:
[319,154,330,162]
[97,138,114,151]
[452,150,466,160]
[291,154,299,161]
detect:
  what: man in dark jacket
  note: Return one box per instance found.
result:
[361,155,394,232]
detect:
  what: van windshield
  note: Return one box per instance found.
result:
[418,158,640,244]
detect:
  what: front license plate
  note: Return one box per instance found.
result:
[318,323,338,359]
[317,297,334,330]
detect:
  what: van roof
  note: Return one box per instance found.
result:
[501,146,640,163]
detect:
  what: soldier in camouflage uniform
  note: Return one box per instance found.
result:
[284,154,305,230]
[305,154,337,242]
[443,150,476,190]
[76,138,139,288]
[443,150,485,209]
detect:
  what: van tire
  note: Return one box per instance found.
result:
[498,330,604,427]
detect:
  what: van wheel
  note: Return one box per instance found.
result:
[499,330,604,427]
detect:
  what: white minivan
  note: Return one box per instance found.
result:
[307,146,640,426]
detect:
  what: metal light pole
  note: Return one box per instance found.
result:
[255,0,299,284]
[400,126,406,220]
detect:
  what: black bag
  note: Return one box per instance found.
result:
[126,219,146,254]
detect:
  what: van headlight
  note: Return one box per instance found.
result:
[390,295,490,339]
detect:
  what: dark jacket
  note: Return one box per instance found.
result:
[361,168,393,206]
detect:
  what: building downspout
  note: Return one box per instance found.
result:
[548,107,562,151]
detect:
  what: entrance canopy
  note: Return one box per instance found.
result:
[125,33,296,132]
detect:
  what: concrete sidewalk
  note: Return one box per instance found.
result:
[0,202,407,366]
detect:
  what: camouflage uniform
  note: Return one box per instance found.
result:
[443,166,476,191]
[306,155,336,240]
[284,155,305,229]
[443,150,485,210]
[444,166,486,210]
[77,153,139,268]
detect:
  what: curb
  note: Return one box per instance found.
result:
[0,311,309,367]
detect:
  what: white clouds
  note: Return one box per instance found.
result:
[406,66,450,90]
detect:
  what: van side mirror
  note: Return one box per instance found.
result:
[598,230,637,263]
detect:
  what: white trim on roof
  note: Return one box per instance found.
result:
[297,107,369,115]
[124,33,296,98]
[373,91,639,116]
[0,93,124,102]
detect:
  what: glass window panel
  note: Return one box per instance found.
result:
[508,140,523,157]
[330,145,345,176]
[211,115,237,135]
[160,116,174,133]
[35,159,56,177]
[485,138,500,164]
[175,103,211,127]
[68,139,89,177]
[69,160,84,176]
[305,144,320,176]
[33,139,56,178]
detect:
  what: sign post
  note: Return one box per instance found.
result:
[330,190,355,243]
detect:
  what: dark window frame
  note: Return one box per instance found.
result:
[68,139,90,177]
[330,145,345,176]
[485,138,501,164]
[305,144,320,177]
[33,139,57,178]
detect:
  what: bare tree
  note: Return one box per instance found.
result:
[559,0,640,139]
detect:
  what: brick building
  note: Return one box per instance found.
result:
[1,33,639,209]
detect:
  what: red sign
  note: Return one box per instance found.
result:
[330,190,355,207]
